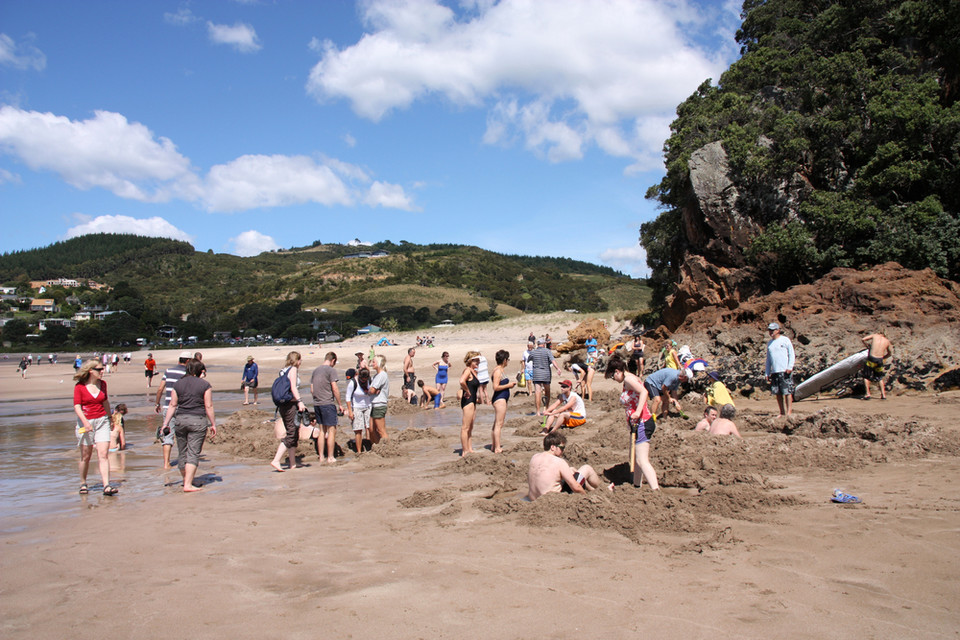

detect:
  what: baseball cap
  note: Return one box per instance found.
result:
[767,322,780,331]
[537,338,545,344]
[179,350,193,359]
[559,379,573,388]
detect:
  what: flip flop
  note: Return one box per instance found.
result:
[831,491,861,504]
[78,484,88,494]
[103,485,119,496]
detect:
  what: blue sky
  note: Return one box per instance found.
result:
[0,0,742,276]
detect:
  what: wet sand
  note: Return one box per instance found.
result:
[1,314,959,638]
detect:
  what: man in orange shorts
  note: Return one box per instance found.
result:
[540,380,586,435]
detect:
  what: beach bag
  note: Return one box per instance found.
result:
[518,370,527,388]
[271,367,294,406]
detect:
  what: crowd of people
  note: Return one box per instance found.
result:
[62,324,894,499]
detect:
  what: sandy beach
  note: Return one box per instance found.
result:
[1,313,959,639]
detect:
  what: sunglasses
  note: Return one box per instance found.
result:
[93,367,105,372]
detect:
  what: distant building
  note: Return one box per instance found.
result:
[39,318,76,330]
[347,239,373,247]
[356,324,381,335]
[343,250,390,259]
[29,298,57,312]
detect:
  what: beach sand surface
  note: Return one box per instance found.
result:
[1,314,958,639]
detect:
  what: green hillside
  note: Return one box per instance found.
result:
[0,234,649,347]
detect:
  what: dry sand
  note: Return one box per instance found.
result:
[2,313,959,639]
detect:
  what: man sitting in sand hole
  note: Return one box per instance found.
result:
[539,380,585,435]
[417,379,445,409]
[694,406,718,431]
[706,404,741,438]
[527,432,612,500]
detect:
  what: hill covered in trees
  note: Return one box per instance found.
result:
[0,234,648,347]
[642,0,960,323]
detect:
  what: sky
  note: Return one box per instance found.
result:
[0,0,743,277]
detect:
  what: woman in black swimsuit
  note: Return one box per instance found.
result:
[490,350,516,454]
[459,351,481,457]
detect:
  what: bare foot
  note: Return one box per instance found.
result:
[270,461,285,472]
[494,448,503,454]
[326,457,336,464]
[183,485,203,492]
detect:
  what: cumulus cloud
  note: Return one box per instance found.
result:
[600,244,649,277]
[0,167,21,184]
[65,215,194,243]
[203,154,353,212]
[228,230,280,257]
[306,0,737,170]
[207,21,262,53]
[0,106,416,213]
[0,106,198,201]
[0,33,46,71]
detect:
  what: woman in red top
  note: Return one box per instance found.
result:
[73,360,116,495]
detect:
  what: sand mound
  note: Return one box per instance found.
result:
[209,409,280,459]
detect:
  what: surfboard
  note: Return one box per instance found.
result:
[794,350,868,401]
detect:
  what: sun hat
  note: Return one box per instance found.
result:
[768,322,780,331]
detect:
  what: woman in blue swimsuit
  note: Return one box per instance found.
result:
[490,350,516,453]
[459,351,481,457]
[433,352,450,397]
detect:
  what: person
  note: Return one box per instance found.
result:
[527,331,536,345]
[529,338,562,416]
[432,351,451,398]
[367,354,389,445]
[160,359,217,491]
[695,406,719,432]
[74,354,82,372]
[271,352,308,472]
[643,366,688,417]
[109,403,128,451]
[663,341,680,369]
[765,322,795,416]
[584,334,598,358]
[520,341,535,395]
[606,356,659,490]
[708,404,741,437]
[459,351,481,456]
[544,334,553,350]
[345,367,371,453]
[490,350,516,453]
[476,353,490,404]
[862,332,892,400]
[193,351,207,378]
[583,350,597,401]
[563,361,588,395]
[402,347,417,403]
[48,353,54,365]
[73,360,116,495]
[310,351,343,463]
[18,355,28,378]
[417,379,445,409]
[540,379,587,435]
[355,351,368,371]
[144,353,157,388]
[155,351,191,469]
[526,432,611,500]
[241,355,259,404]
[705,371,735,409]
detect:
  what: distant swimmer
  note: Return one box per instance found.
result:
[526,432,612,500]
[861,333,892,400]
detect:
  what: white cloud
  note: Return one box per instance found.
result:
[342,133,356,147]
[207,21,262,53]
[164,8,197,26]
[0,33,46,71]
[364,181,416,211]
[228,230,280,257]
[0,106,198,202]
[203,154,354,212]
[65,215,194,243]
[600,244,649,278]
[306,0,736,170]
[0,167,21,184]
[0,106,416,213]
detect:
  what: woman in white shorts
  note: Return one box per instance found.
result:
[73,360,116,495]
[346,367,372,454]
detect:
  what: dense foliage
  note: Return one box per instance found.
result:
[643,0,960,304]
[1,235,648,348]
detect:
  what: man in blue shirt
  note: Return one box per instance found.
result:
[643,366,689,417]
[765,322,796,416]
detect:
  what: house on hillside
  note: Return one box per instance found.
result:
[356,324,381,335]
[39,318,76,330]
[29,299,57,312]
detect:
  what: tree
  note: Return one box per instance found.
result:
[2,319,28,343]
[43,324,71,346]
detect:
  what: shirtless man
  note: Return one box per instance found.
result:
[402,347,416,403]
[417,379,445,409]
[862,333,892,400]
[694,406,718,431]
[526,432,612,500]
[707,404,741,438]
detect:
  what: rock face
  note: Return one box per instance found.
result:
[556,318,610,354]
[665,262,960,395]
[662,255,762,332]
